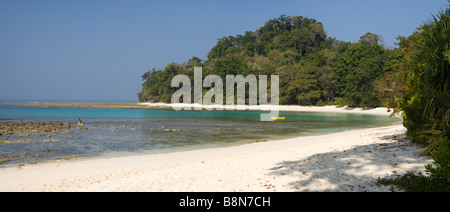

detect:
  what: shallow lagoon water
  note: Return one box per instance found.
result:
[0,105,401,167]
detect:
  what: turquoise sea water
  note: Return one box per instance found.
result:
[0,104,401,167]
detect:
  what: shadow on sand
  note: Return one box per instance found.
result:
[268,131,430,192]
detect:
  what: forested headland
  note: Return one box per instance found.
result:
[138,15,405,108]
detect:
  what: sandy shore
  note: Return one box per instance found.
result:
[16,102,393,116]
[139,102,395,116]
[0,104,430,192]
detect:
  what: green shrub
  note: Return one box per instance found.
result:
[334,97,348,107]
[425,138,450,182]
[384,172,449,192]
[316,99,326,106]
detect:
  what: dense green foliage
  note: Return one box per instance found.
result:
[426,138,450,182]
[396,10,450,148]
[138,15,400,107]
[378,7,449,191]
[333,33,391,107]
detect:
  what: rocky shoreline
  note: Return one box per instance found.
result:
[0,122,75,142]
[0,122,78,165]
[0,122,74,135]
[0,120,177,166]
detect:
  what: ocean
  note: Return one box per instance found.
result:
[0,103,401,167]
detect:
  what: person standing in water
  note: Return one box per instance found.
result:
[77,118,84,128]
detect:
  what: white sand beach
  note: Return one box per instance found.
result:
[138,102,396,116]
[0,105,431,192]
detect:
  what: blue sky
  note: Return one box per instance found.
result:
[0,0,448,102]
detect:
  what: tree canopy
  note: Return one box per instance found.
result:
[138,15,406,108]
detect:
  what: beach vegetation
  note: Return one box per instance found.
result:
[380,5,450,192]
[396,8,449,149]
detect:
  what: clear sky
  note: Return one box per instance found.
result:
[0,0,448,102]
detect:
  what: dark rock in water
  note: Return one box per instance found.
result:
[0,122,74,135]
[0,155,20,164]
